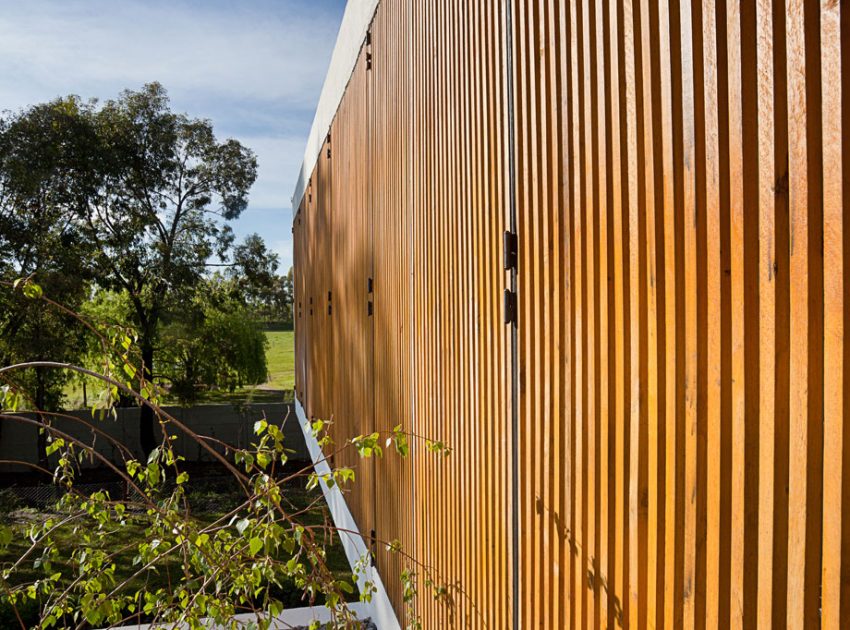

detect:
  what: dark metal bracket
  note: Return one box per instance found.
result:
[504,230,518,271]
[504,289,517,326]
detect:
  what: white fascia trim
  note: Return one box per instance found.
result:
[291,0,379,211]
[296,398,402,630]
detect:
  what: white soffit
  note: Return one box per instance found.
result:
[290,0,379,211]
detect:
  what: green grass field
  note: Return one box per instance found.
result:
[63,330,294,409]
[191,330,294,404]
[263,330,294,390]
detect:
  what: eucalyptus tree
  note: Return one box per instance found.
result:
[78,83,258,455]
[227,232,280,307]
[0,84,258,456]
[0,97,96,463]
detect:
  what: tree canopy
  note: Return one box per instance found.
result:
[0,97,97,463]
[0,83,259,455]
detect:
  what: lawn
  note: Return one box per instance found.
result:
[63,330,295,409]
[176,330,295,405]
[263,330,295,391]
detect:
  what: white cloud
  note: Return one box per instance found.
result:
[0,0,334,267]
[0,0,341,111]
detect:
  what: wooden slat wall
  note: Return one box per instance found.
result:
[296,1,513,625]
[314,130,334,425]
[328,52,377,542]
[370,1,412,615]
[293,0,848,627]
[511,0,848,628]
[406,2,513,628]
[293,196,305,407]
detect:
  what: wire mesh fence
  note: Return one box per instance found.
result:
[2,474,268,514]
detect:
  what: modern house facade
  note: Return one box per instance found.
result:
[292,1,848,628]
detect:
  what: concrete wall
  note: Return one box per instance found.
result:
[0,403,308,472]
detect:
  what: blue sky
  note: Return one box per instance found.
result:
[0,0,347,271]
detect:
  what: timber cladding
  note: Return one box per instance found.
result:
[292,0,848,628]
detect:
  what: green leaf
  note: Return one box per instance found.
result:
[248,537,263,556]
[353,432,383,458]
[256,451,271,469]
[239,451,255,472]
[1,386,21,412]
[176,472,189,485]
[125,460,140,478]
[333,467,355,485]
[45,438,65,457]
[146,462,161,486]
[392,427,410,458]
[306,473,320,491]
[0,526,12,548]
[22,282,43,299]
[268,599,283,618]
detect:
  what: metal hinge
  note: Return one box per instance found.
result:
[366,31,373,71]
[504,289,517,326]
[504,231,518,325]
[327,291,332,315]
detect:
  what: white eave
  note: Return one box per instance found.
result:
[290,0,379,212]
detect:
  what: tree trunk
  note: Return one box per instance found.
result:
[36,367,48,470]
[139,340,157,458]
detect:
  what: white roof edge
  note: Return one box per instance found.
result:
[290,0,379,211]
